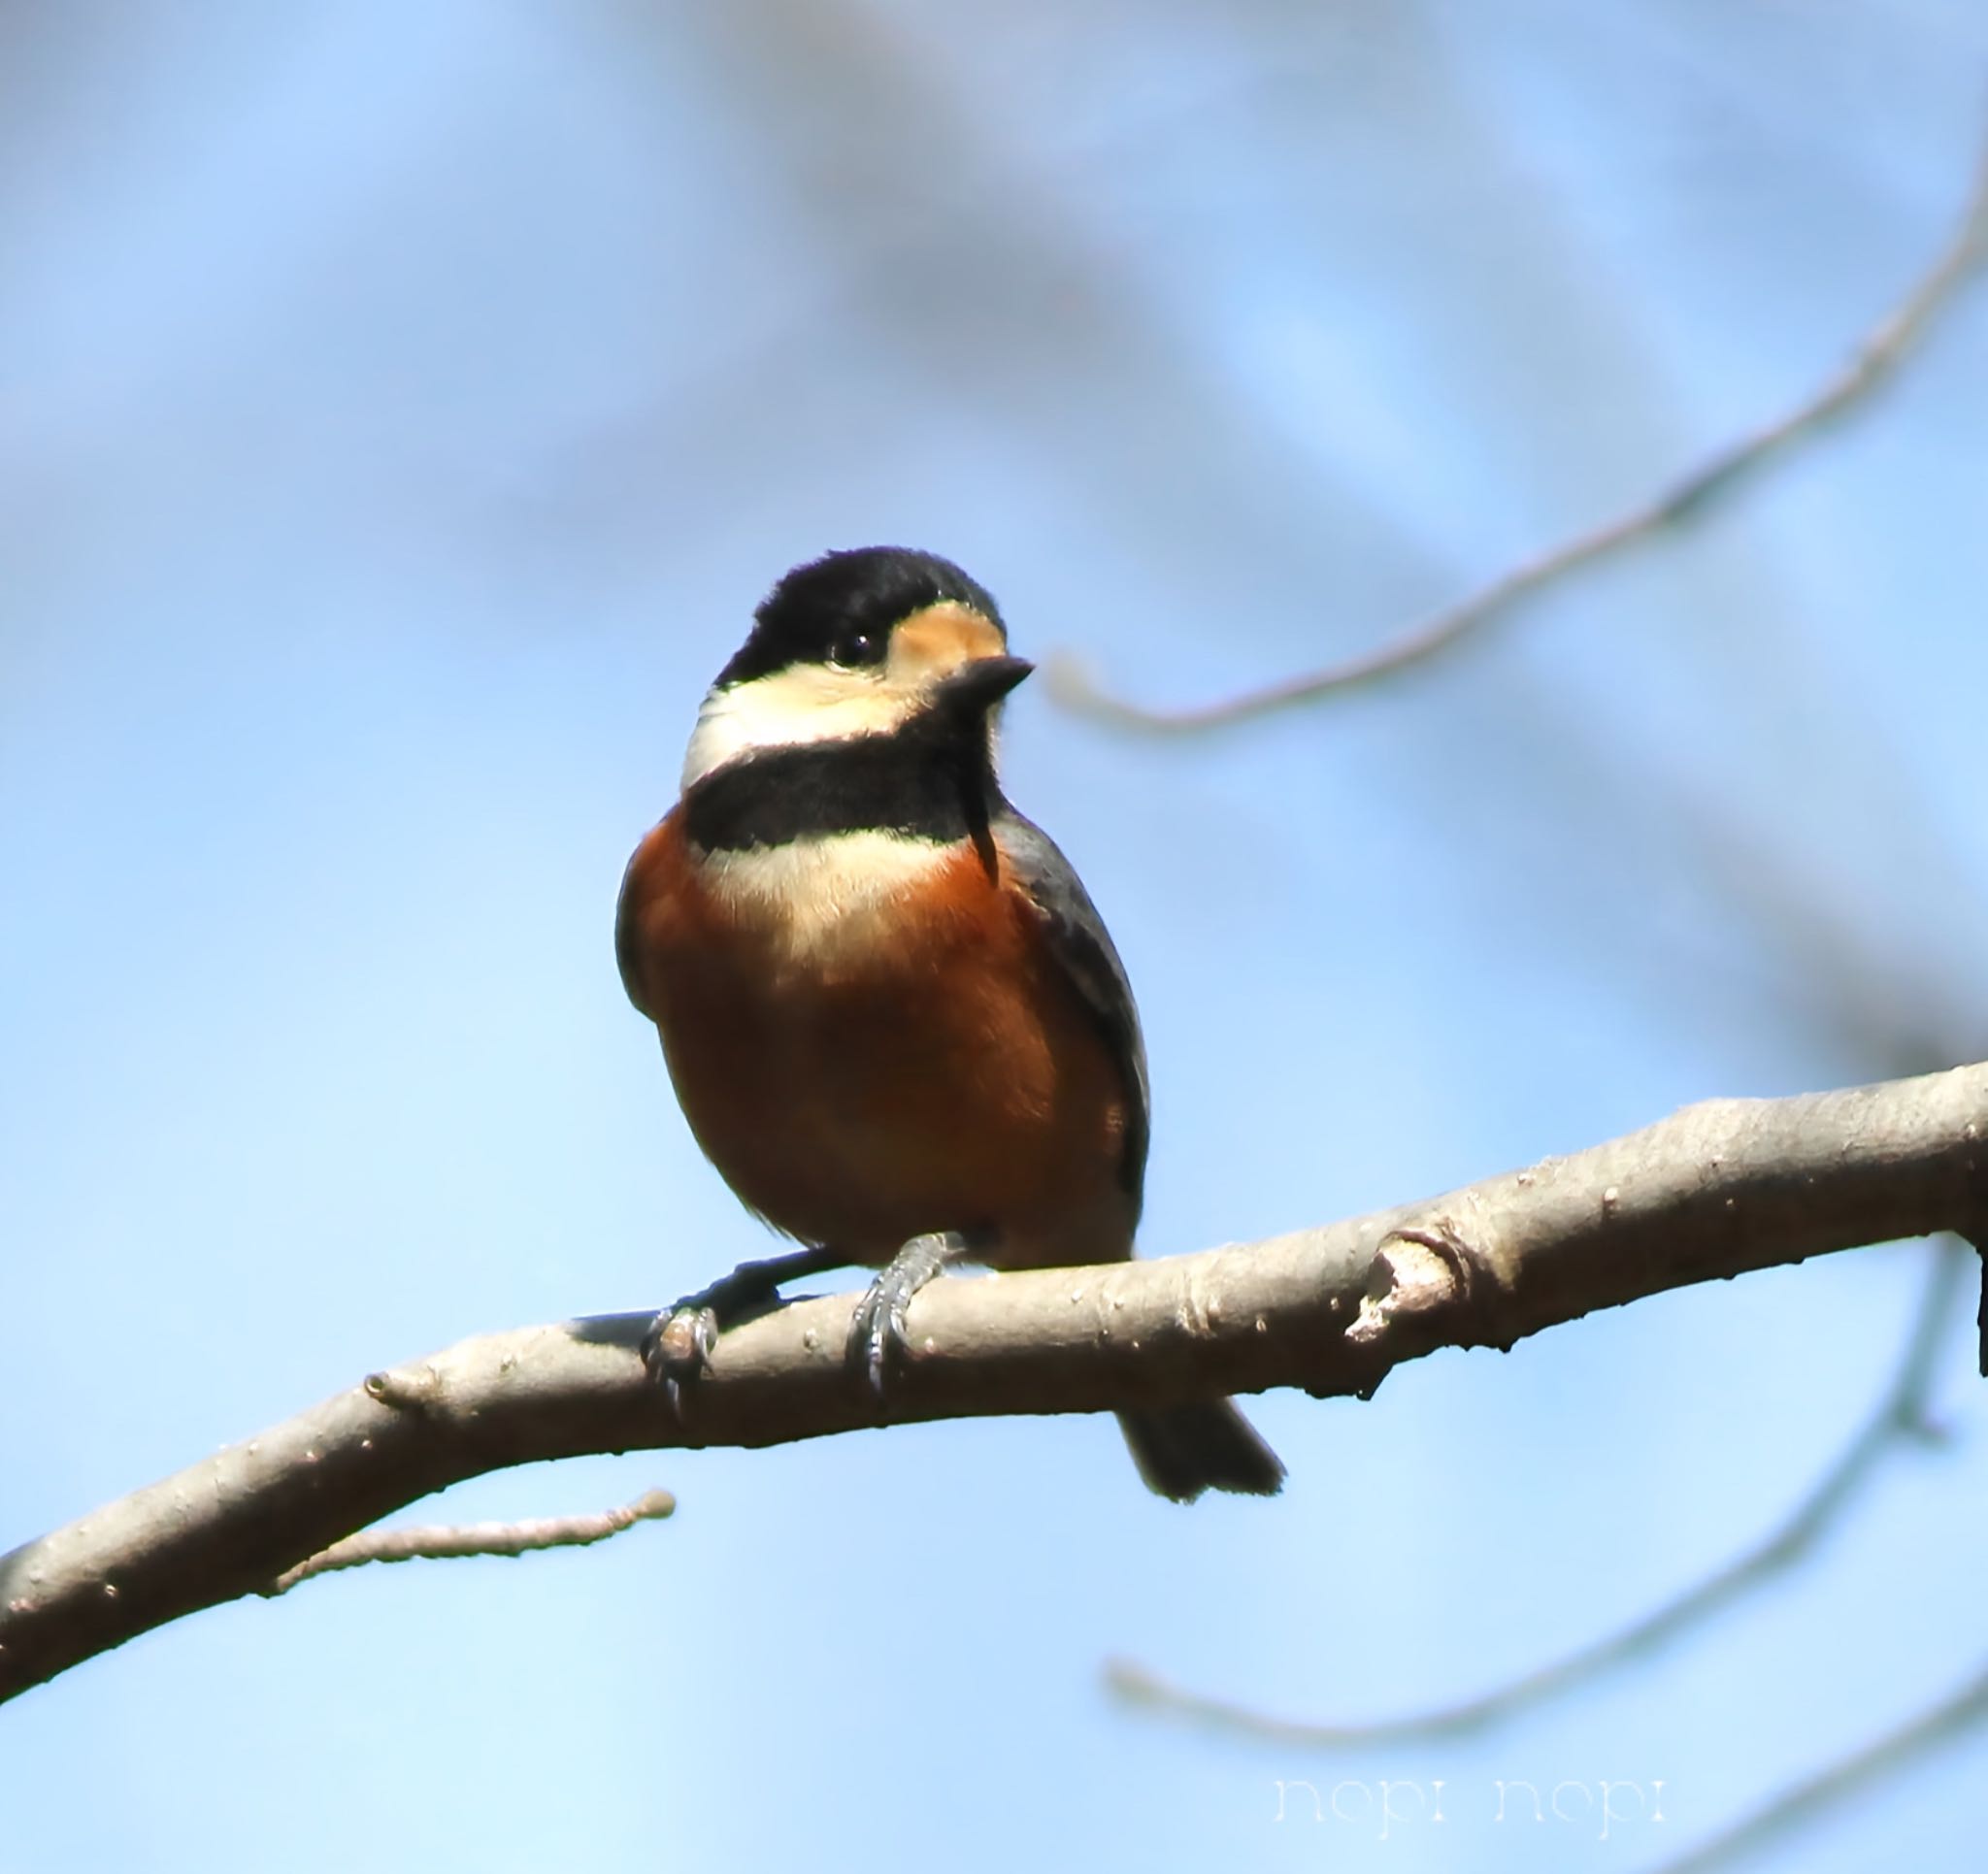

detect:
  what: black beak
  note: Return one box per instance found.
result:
[932,653,1034,715]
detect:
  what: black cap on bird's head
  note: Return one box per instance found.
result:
[717,547,1007,689]
[683,546,1030,792]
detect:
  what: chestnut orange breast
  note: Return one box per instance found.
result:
[616,811,1138,1269]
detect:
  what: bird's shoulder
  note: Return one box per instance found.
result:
[993,806,1150,1195]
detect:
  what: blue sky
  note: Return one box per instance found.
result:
[4,6,1986,1870]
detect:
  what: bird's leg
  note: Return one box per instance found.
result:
[643,1244,853,1398]
[847,1229,977,1401]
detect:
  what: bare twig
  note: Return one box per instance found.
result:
[1052,130,1988,733]
[1640,1659,1988,1874]
[261,1488,676,1595]
[1107,1235,1969,1745]
[2,1058,1984,1705]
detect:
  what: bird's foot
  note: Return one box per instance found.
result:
[643,1245,850,1415]
[847,1230,974,1402]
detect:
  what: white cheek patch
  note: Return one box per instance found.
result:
[700,831,952,970]
[682,666,922,790]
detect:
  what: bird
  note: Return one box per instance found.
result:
[615,546,1284,1501]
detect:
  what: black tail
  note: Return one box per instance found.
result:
[1116,1399,1285,1503]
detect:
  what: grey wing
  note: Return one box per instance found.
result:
[994,808,1151,1212]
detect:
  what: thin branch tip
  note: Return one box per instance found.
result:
[263,1487,677,1596]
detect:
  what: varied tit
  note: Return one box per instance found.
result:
[616,546,1283,1501]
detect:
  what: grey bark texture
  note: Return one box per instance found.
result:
[4,1060,1983,1705]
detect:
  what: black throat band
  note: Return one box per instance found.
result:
[683,723,998,853]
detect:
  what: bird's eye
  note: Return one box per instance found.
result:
[833,629,882,667]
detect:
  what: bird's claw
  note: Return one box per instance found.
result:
[641,1303,721,1423]
[846,1283,911,1401]
[639,1246,853,1421]
[641,1302,720,1379]
[844,1230,970,1407]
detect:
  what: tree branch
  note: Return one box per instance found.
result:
[4,1060,1984,1705]
[1050,127,1988,733]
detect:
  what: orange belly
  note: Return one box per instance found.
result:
[619,813,1136,1269]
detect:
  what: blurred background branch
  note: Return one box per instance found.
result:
[1052,122,1988,730]
[1108,1234,1970,1746]
[1643,1658,1988,1874]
